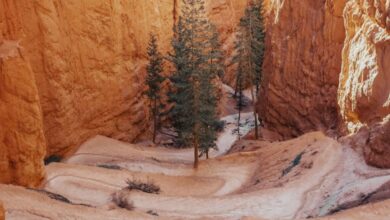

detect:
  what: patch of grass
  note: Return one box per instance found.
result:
[44,155,62,165]
[282,152,304,177]
[97,164,122,170]
[125,179,160,194]
[112,192,134,211]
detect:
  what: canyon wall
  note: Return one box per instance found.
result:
[258,0,347,138]
[1,0,389,186]
[338,0,389,167]
[338,0,389,132]
[259,0,389,166]
[0,0,46,187]
[0,0,246,186]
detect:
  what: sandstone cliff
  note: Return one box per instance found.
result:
[259,0,347,138]
[338,0,389,167]
[0,0,246,186]
[0,0,46,187]
[338,0,389,132]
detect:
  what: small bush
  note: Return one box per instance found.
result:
[282,152,304,176]
[214,120,226,132]
[125,179,160,194]
[97,164,122,170]
[44,155,62,165]
[112,192,134,211]
[147,210,159,216]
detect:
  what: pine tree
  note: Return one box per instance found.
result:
[199,24,223,159]
[235,61,245,140]
[168,17,194,147]
[233,0,266,139]
[169,0,223,168]
[145,34,165,143]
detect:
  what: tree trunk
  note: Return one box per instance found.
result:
[194,137,199,168]
[206,150,209,159]
[250,87,259,139]
[152,98,157,143]
[238,103,241,140]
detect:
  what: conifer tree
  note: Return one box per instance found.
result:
[235,61,245,140]
[145,34,165,143]
[233,0,266,139]
[199,24,223,159]
[169,0,223,167]
[168,17,194,147]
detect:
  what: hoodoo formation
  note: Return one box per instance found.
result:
[0,0,389,219]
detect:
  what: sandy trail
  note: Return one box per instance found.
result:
[66,111,255,166]
[41,132,344,219]
[1,132,390,219]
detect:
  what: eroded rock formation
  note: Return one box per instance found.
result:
[259,0,348,138]
[337,0,390,167]
[0,0,246,186]
[0,0,46,187]
[338,0,390,132]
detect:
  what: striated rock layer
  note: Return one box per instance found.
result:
[259,0,347,138]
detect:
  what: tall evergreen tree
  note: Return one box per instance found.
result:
[235,61,245,140]
[168,17,194,147]
[145,34,165,143]
[199,24,224,159]
[169,0,223,167]
[233,0,266,139]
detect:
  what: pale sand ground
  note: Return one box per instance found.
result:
[1,132,390,219]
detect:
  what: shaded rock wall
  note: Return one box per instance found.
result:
[259,0,347,138]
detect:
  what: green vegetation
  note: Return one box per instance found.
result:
[233,0,266,139]
[282,152,304,176]
[145,34,165,143]
[168,0,224,167]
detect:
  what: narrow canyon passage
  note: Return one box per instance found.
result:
[0,0,389,219]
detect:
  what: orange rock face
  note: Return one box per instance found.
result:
[0,0,246,185]
[338,0,390,133]
[337,0,390,167]
[0,0,46,187]
[259,0,348,138]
